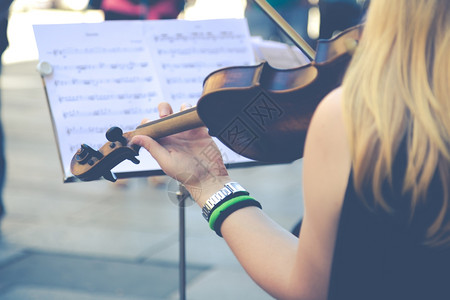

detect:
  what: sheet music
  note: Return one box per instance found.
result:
[33,19,255,181]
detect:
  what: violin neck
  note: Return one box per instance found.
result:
[129,106,204,140]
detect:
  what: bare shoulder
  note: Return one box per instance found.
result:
[303,86,350,207]
[308,87,345,137]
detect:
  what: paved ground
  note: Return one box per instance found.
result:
[0,60,304,300]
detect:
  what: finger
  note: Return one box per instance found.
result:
[158,102,173,118]
[139,118,150,125]
[131,135,171,163]
[180,103,192,111]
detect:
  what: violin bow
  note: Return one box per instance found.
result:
[252,0,316,61]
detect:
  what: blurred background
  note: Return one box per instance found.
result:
[4,0,246,64]
[4,0,368,64]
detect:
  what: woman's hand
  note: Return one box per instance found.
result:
[131,102,231,205]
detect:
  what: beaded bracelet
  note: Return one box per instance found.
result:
[208,195,262,237]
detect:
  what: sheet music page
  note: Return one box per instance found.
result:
[250,36,310,69]
[33,19,255,181]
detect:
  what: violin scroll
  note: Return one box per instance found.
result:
[70,126,141,182]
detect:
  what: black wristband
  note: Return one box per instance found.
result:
[213,199,262,237]
[203,190,249,221]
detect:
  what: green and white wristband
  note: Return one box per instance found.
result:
[201,182,262,237]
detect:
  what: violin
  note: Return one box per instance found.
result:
[70,2,363,182]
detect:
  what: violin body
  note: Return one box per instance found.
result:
[198,62,318,162]
[199,24,363,162]
[70,24,363,181]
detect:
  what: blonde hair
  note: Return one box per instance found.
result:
[342,0,450,246]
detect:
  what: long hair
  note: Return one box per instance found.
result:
[342,0,450,246]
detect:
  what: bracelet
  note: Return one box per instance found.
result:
[201,182,249,221]
[208,195,262,237]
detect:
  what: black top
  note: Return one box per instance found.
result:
[0,0,13,56]
[328,142,450,300]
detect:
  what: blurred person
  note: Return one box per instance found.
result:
[132,0,450,298]
[89,0,185,20]
[245,0,315,48]
[0,0,14,217]
[318,0,365,39]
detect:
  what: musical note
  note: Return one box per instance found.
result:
[165,76,204,85]
[54,76,154,87]
[62,107,158,119]
[49,46,145,57]
[58,92,157,103]
[65,123,137,136]
[53,61,150,73]
[156,46,249,57]
[153,30,247,43]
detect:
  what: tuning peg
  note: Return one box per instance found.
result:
[128,157,140,164]
[75,144,103,165]
[106,126,128,145]
[103,171,117,182]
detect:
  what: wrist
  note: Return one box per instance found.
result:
[185,175,232,206]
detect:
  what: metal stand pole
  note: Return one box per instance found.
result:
[176,184,189,300]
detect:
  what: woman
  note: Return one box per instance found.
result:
[131,0,450,299]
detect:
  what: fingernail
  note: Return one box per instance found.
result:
[160,106,170,117]
[181,103,192,110]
